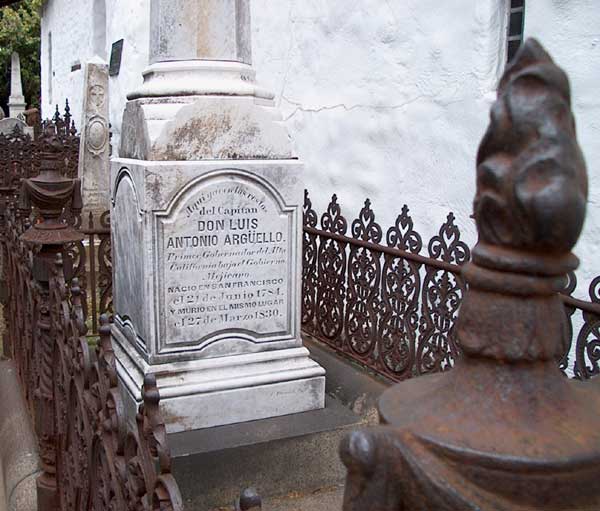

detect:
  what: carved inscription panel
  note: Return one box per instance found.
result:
[157,172,294,349]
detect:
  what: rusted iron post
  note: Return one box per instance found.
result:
[19,125,83,511]
[340,38,600,510]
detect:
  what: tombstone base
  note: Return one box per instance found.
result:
[112,324,326,433]
[0,118,33,138]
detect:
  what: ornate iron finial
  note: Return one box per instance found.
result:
[460,38,587,362]
[19,123,83,246]
[53,104,61,124]
[340,39,600,511]
[474,38,586,266]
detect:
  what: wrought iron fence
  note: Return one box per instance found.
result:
[0,100,110,336]
[302,191,600,382]
[0,110,185,510]
[2,203,183,510]
[67,210,112,335]
[0,101,79,246]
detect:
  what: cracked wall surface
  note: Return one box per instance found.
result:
[252,0,505,252]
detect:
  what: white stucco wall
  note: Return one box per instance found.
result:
[252,0,511,252]
[252,0,600,306]
[40,0,149,148]
[41,0,94,123]
[103,0,150,151]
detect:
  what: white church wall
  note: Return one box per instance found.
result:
[252,0,600,295]
[251,0,510,252]
[40,0,148,149]
[104,0,149,155]
[40,0,94,125]
[524,0,600,301]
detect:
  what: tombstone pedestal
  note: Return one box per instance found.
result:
[112,0,324,433]
[111,158,325,433]
[113,327,324,433]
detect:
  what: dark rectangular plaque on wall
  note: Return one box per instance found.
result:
[109,39,124,76]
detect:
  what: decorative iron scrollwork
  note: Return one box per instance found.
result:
[316,195,348,344]
[417,213,469,375]
[302,190,318,333]
[345,199,382,359]
[50,268,184,511]
[574,276,600,379]
[378,206,422,380]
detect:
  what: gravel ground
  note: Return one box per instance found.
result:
[265,486,345,511]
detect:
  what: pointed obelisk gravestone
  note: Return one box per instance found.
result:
[8,52,26,120]
[0,52,32,137]
[111,0,325,433]
[78,57,110,214]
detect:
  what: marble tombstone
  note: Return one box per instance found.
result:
[111,159,325,432]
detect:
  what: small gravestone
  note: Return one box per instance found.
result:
[78,57,110,214]
[0,118,29,137]
[1,52,33,137]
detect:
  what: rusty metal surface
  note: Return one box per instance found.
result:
[340,39,600,510]
[303,194,600,382]
[51,277,183,511]
[0,101,79,245]
[1,127,183,510]
[64,209,113,334]
[302,191,469,382]
[14,127,84,510]
[0,100,110,336]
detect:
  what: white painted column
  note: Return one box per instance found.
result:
[149,0,251,64]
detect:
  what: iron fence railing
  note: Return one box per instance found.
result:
[0,109,184,510]
[302,190,600,382]
[0,101,79,255]
[67,210,112,335]
[2,203,183,510]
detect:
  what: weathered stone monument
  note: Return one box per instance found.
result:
[0,52,32,137]
[78,57,110,213]
[8,52,26,120]
[111,0,325,433]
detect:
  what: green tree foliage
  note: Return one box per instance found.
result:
[0,0,42,115]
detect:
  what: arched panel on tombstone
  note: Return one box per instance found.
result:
[154,168,297,357]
